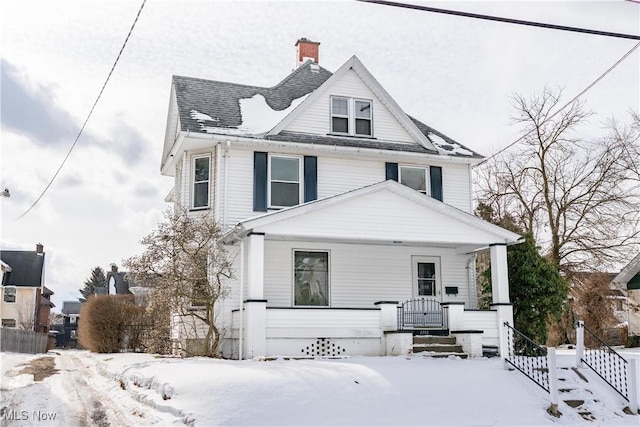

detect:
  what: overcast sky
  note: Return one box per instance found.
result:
[1,0,638,310]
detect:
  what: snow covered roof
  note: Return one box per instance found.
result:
[169,59,481,159]
[173,60,332,137]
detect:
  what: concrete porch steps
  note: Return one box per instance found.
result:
[411,334,468,359]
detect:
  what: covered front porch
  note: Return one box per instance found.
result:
[221,181,521,360]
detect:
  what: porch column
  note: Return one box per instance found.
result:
[247,232,265,299]
[490,243,513,368]
[489,243,509,303]
[244,232,266,358]
[243,300,267,359]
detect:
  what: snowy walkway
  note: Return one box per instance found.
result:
[1,349,639,426]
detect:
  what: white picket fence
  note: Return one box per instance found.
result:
[0,327,48,354]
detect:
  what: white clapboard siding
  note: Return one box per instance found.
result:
[222,149,255,227]
[217,147,474,227]
[285,69,417,144]
[463,310,499,346]
[257,190,504,246]
[265,308,381,338]
[263,240,472,308]
[317,156,385,200]
[441,162,472,213]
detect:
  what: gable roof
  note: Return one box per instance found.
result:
[165,56,481,166]
[612,252,640,287]
[223,180,520,250]
[0,250,45,287]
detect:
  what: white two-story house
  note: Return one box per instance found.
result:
[161,38,521,359]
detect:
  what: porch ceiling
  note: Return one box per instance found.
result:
[223,181,521,253]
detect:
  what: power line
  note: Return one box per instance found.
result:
[358,0,640,40]
[16,0,147,220]
[476,40,640,167]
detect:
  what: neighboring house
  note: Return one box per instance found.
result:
[60,300,82,347]
[0,244,53,332]
[612,253,640,338]
[161,39,521,359]
[105,264,134,295]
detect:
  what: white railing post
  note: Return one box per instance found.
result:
[575,320,584,368]
[628,359,639,415]
[548,347,560,416]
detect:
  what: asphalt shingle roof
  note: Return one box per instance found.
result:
[174,61,333,133]
[172,60,481,158]
[0,250,45,287]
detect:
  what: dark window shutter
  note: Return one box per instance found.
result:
[253,152,268,212]
[304,156,317,203]
[385,163,398,181]
[430,166,443,202]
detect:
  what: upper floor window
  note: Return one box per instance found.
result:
[192,155,210,209]
[3,286,16,303]
[399,166,428,195]
[330,97,372,137]
[269,155,302,208]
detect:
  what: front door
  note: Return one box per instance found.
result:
[412,256,441,299]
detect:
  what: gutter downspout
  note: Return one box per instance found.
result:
[215,142,222,223]
[222,141,230,230]
[238,239,244,360]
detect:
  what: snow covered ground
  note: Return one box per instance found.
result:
[1,348,639,426]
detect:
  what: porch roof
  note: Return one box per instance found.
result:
[222,180,522,252]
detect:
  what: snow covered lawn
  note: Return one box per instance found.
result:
[2,349,639,426]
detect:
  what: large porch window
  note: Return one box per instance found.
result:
[294,251,329,306]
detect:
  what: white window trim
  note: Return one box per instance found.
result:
[268,154,303,209]
[3,286,16,304]
[399,165,430,195]
[330,96,373,137]
[411,256,442,299]
[191,154,211,210]
[292,249,331,307]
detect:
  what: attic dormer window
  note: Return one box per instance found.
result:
[330,96,372,137]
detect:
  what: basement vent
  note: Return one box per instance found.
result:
[301,338,346,357]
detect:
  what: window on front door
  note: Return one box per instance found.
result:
[417,263,436,296]
[192,155,210,209]
[294,251,329,306]
[269,155,302,208]
[412,256,440,297]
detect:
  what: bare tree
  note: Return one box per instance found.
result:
[124,208,233,357]
[16,298,36,331]
[477,87,640,272]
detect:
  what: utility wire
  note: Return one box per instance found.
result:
[475,40,640,167]
[358,0,640,40]
[16,0,147,220]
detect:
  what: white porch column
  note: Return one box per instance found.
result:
[247,232,265,299]
[490,243,513,367]
[490,243,510,303]
[244,232,266,358]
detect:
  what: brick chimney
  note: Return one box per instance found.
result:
[36,243,44,255]
[295,38,320,67]
[110,263,118,273]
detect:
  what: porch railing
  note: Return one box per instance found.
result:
[503,322,550,393]
[397,298,447,330]
[577,321,629,401]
